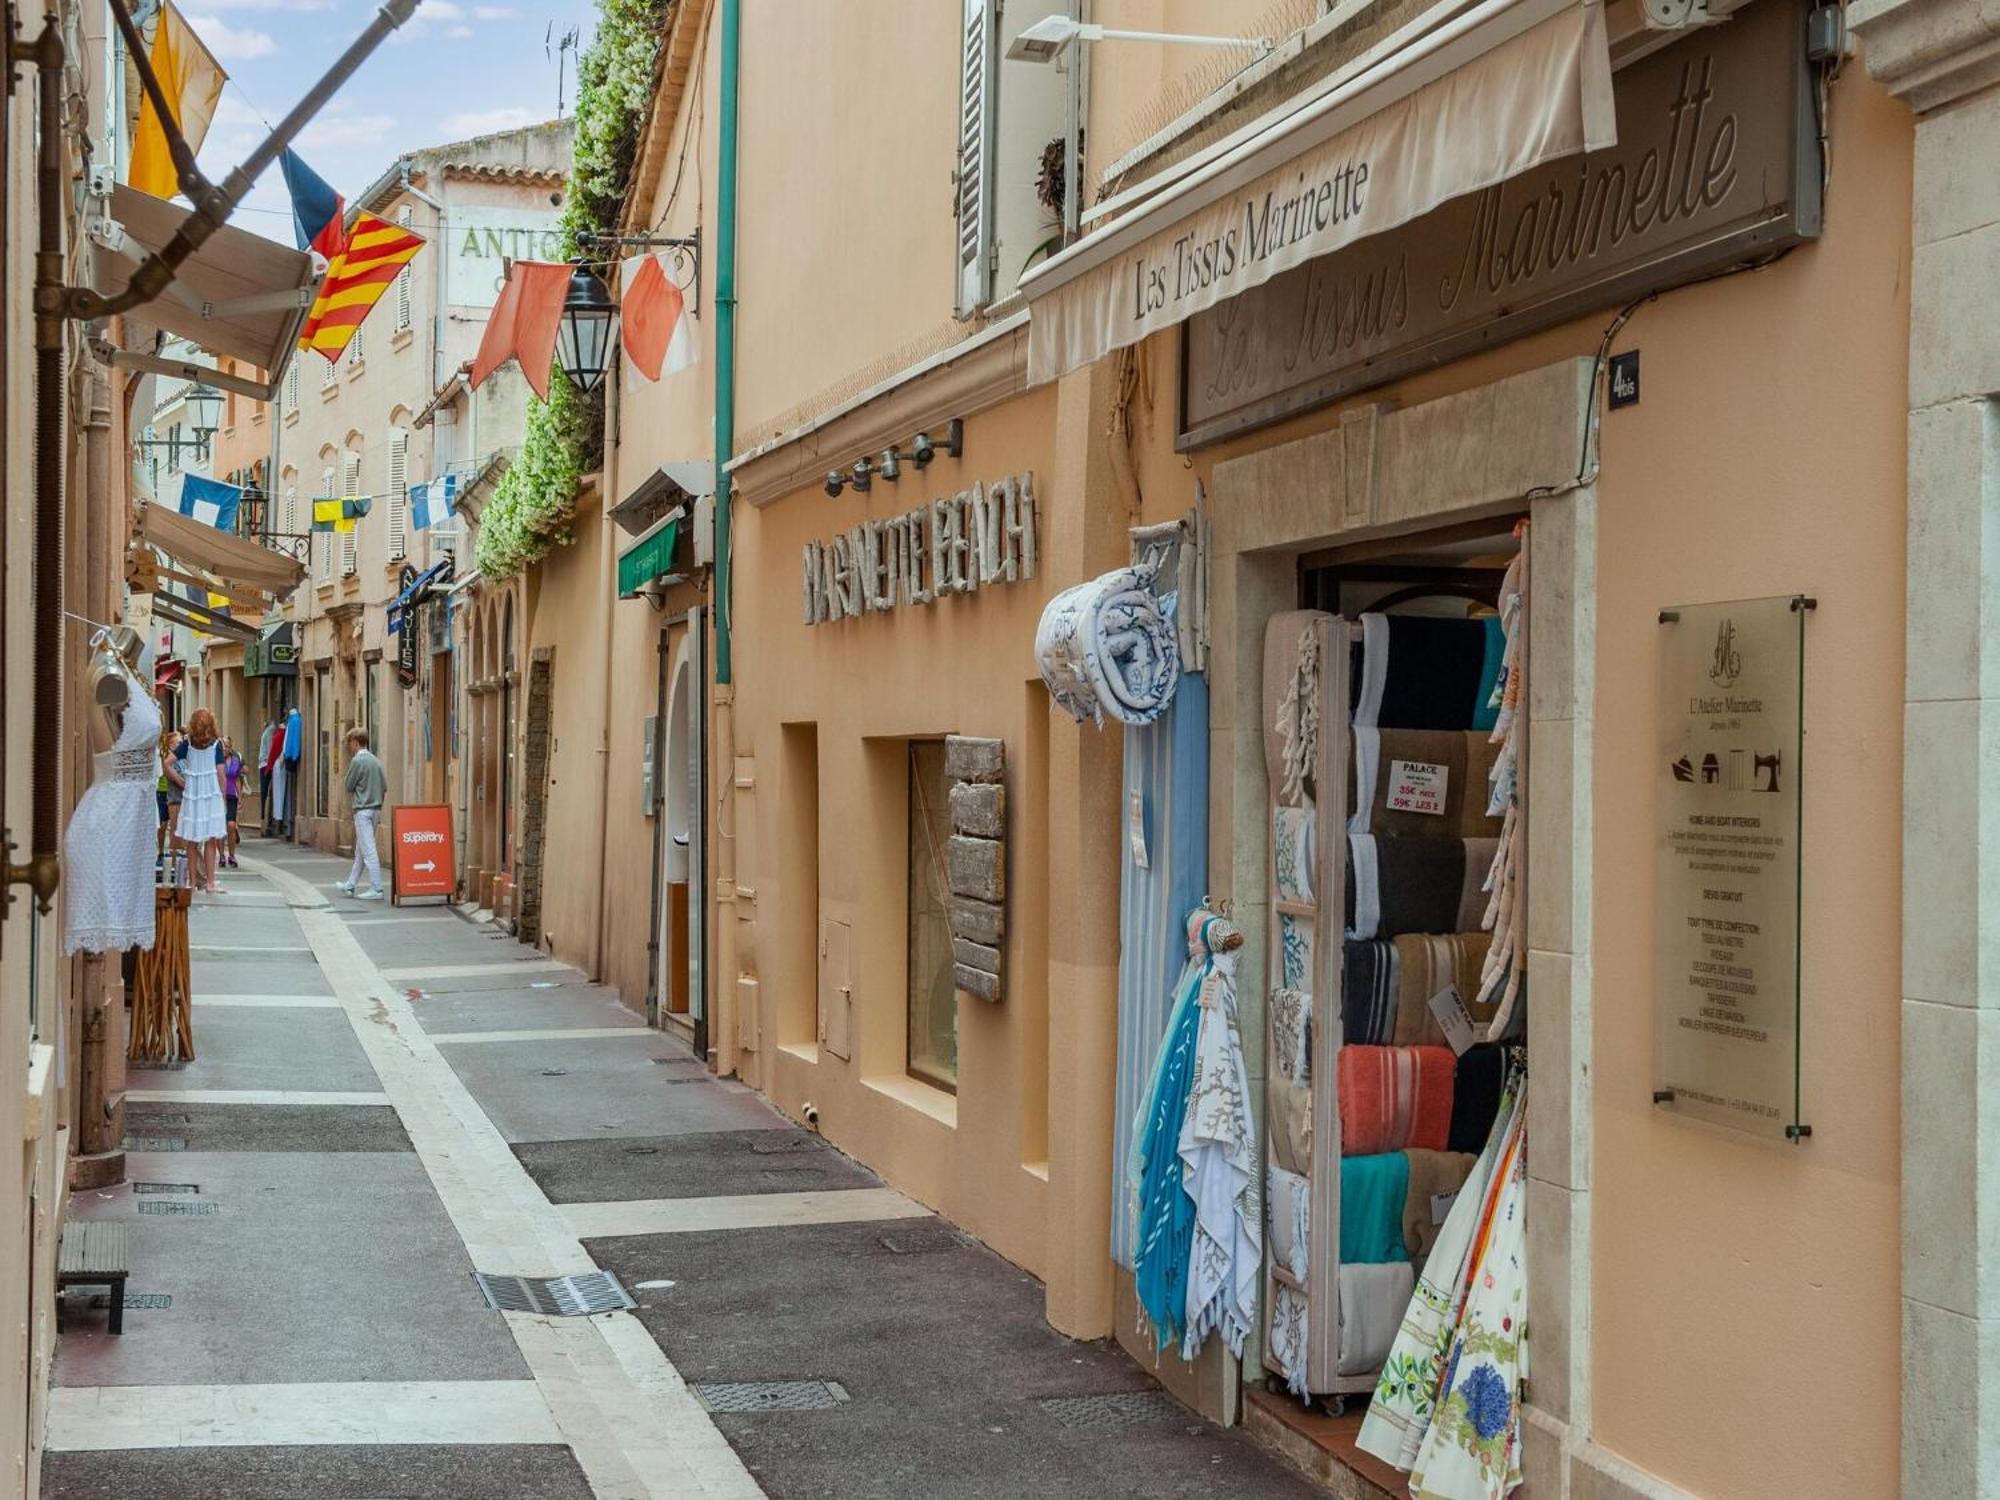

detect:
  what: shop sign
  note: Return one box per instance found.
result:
[1653,595,1811,1142]
[448,205,565,310]
[802,472,1038,626]
[397,566,420,689]
[391,803,456,902]
[1180,0,1819,447]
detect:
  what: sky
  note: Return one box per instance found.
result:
[186,0,601,237]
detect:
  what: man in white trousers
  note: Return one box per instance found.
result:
[335,728,388,900]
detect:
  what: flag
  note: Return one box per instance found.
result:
[177,473,242,531]
[471,260,571,401]
[311,495,372,533]
[410,473,458,532]
[129,3,227,200]
[298,214,425,365]
[621,253,695,382]
[279,150,347,259]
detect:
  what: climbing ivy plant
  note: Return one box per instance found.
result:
[475,0,670,580]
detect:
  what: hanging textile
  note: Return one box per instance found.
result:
[1350,727,1504,837]
[1477,526,1530,1039]
[1347,833,1498,939]
[1178,919,1259,1359]
[1035,564,1181,726]
[63,657,161,955]
[1352,614,1502,731]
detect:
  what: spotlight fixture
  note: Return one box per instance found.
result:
[849,458,874,493]
[908,418,965,469]
[877,447,902,481]
[824,470,846,498]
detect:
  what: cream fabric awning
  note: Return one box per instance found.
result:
[1019,0,1615,385]
[92,185,316,388]
[134,500,305,599]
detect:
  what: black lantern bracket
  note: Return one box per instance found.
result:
[578,229,702,316]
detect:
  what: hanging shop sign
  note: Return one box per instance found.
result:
[448,205,565,309]
[1652,594,1811,1143]
[396,566,421,688]
[391,803,456,903]
[1179,0,1820,446]
[802,472,1037,626]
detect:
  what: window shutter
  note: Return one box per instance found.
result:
[347,326,365,367]
[387,430,409,560]
[395,205,414,331]
[341,452,360,574]
[317,466,335,580]
[284,360,299,410]
[284,483,297,539]
[954,0,999,318]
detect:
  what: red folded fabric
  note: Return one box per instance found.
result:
[1338,1045,1456,1156]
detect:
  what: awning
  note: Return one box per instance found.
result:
[91,185,316,395]
[1018,0,1614,385]
[388,559,454,634]
[154,595,258,644]
[609,461,711,537]
[154,658,185,691]
[617,514,683,598]
[134,499,306,599]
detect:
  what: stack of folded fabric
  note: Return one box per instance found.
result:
[1337,1044,1456,1156]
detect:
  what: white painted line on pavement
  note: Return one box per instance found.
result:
[240,854,763,1500]
[47,1380,559,1451]
[429,1026,655,1046]
[124,1089,392,1105]
[380,959,577,982]
[187,943,313,955]
[191,993,340,1009]
[561,1188,930,1240]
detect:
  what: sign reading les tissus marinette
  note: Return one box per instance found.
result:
[1653,596,1808,1141]
[391,804,455,903]
[1180,0,1820,446]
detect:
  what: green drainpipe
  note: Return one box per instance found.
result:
[714,0,739,684]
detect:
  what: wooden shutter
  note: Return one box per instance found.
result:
[387,430,409,560]
[284,483,298,540]
[284,360,299,410]
[347,325,365,367]
[954,0,998,318]
[340,452,360,574]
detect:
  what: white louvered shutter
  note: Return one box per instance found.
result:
[317,466,334,581]
[954,0,998,318]
[341,452,360,574]
[284,360,299,411]
[395,206,414,331]
[348,326,365,367]
[387,430,409,560]
[284,483,298,540]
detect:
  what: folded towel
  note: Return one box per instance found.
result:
[1448,1043,1506,1153]
[1342,939,1399,1046]
[1401,1147,1478,1264]
[1349,728,1503,838]
[1340,1151,1412,1263]
[1338,1045,1456,1156]
[1346,834,1498,939]
[1270,1075,1313,1176]
[1274,805,1316,903]
[1352,614,1500,731]
[1267,1164,1311,1281]
[1392,931,1493,1042]
[1271,986,1314,1083]
[1338,1261,1417,1375]
[1279,911,1315,990]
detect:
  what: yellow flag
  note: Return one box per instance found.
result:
[128,3,226,200]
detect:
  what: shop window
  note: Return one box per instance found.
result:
[953,0,1067,317]
[906,739,957,1091]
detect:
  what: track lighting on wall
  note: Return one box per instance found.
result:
[823,419,965,498]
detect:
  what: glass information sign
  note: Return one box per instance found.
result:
[1653,595,1811,1142]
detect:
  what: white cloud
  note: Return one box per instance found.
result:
[474,6,515,18]
[440,105,540,137]
[297,110,397,152]
[186,15,277,59]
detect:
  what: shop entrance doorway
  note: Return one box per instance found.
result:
[651,609,706,1052]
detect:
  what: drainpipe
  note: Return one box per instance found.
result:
[707,0,740,1073]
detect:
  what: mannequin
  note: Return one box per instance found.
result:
[65,628,162,954]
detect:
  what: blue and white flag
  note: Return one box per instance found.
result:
[410,472,458,532]
[177,473,242,531]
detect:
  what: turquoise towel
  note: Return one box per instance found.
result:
[1470,615,1505,732]
[1340,1152,1412,1263]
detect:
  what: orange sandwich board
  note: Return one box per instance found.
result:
[390,804,455,904]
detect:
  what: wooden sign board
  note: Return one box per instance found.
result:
[390,803,455,904]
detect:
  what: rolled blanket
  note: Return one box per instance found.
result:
[1392,932,1494,1042]
[1352,614,1503,731]
[1402,1147,1478,1264]
[1349,728,1503,838]
[1342,939,1399,1046]
[1347,834,1498,939]
[1341,1151,1412,1263]
[1267,1164,1311,1281]
[1448,1043,1506,1154]
[1036,566,1181,726]
[1338,1261,1418,1376]
[1338,1045,1457,1156]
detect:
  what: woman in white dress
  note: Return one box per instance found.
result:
[174,708,230,893]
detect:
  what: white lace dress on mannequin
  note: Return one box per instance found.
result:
[63,673,161,954]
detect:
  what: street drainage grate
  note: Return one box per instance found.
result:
[692,1380,849,1413]
[122,1136,186,1152]
[1035,1391,1186,1429]
[472,1270,636,1317]
[138,1201,217,1217]
[89,1293,170,1310]
[132,1183,199,1196]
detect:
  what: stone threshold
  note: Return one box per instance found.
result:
[1242,1386,1399,1499]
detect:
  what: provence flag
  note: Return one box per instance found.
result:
[298,213,425,365]
[410,473,458,532]
[279,149,347,259]
[311,495,372,534]
[177,472,242,531]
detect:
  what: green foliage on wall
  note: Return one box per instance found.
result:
[475,0,669,580]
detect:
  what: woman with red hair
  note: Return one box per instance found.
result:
[174,708,229,893]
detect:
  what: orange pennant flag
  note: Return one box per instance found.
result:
[471,261,573,401]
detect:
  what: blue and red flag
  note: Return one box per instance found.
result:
[279,149,346,259]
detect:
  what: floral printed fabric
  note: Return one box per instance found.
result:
[1178,936,1260,1361]
[1270,1285,1311,1398]
[1035,566,1182,726]
[1274,805,1317,903]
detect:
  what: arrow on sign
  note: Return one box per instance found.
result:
[413,860,436,873]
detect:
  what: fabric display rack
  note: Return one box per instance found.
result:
[128,882,194,1065]
[1262,522,1529,1411]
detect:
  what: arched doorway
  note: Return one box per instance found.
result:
[658,639,694,1019]
[500,595,516,887]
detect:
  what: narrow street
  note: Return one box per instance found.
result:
[42,838,1315,1500]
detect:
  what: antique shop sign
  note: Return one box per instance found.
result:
[1653,596,1809,1141]
[802,472,1037,626]
[1181,0,1818,446]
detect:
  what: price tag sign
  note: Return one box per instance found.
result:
[390,804,456,903]
[1428,983,1478,1055]
[1387,759,1448,816]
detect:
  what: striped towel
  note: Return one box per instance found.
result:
[1392,932,1494,1042]
[1342,939,1399,1046]
[1349,727,1503,838]
[1346,834,1498,939]
[1338,1045,1457,1157]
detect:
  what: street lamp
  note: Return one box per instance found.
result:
[555,260,616,394]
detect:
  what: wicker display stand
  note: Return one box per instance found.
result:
[128,885,194,1065]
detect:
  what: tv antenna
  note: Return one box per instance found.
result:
[548,24,582,117]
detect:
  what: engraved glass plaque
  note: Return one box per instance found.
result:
[1653,596,1810,1141]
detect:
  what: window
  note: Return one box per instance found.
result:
[954,0,997,317]
[386,429,409,560]
[283,482,298,540]
[906,739,957,1091]
[284,360,299,411]
[340,451,360,575]
[394,205,414,332]
[954,0,1066,317]
[365,661,379,752]
[347,326,365,368]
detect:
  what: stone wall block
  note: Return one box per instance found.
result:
[950,898,1004,946]
[950,781,1006,838]
[952,937,1001,976]
[944,735,1004,783]
[954,964,1001,1002]
[947,835,1004,903]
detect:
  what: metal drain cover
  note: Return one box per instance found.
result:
[138,1201,217,1217]
[122,1136,186,1152]
[693,1380,849,1413]
[1035,1391,1185,1429]
[89,1293,170,1310]
[133,1183,199,1196]
[472,1270,636,1316]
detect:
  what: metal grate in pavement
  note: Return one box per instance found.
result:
[123,1136,185,1152]
[693,1380,849,1413]
[132,1183,199,1196]
[472,1270,636,1317]
[88,1293,170,1310]
[1035,1390,1186,1429]
[138,1201,217,1217]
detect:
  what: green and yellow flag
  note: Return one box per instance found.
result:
[128,3,227,200]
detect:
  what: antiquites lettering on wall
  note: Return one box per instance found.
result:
[944,736,1007,1003]
[1180,0,1820,445]
[802,472,1038,626]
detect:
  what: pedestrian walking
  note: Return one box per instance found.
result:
[173,709,229,893]
[220,737,244,869]
[335,728,388,900]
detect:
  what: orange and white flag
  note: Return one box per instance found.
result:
[621,253,695,382]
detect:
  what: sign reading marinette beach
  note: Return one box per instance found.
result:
[1181,0,1818,444]
[1653,595,1809,1142]
[803,472,1037,625]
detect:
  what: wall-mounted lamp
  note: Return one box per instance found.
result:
[824,419,965,498]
